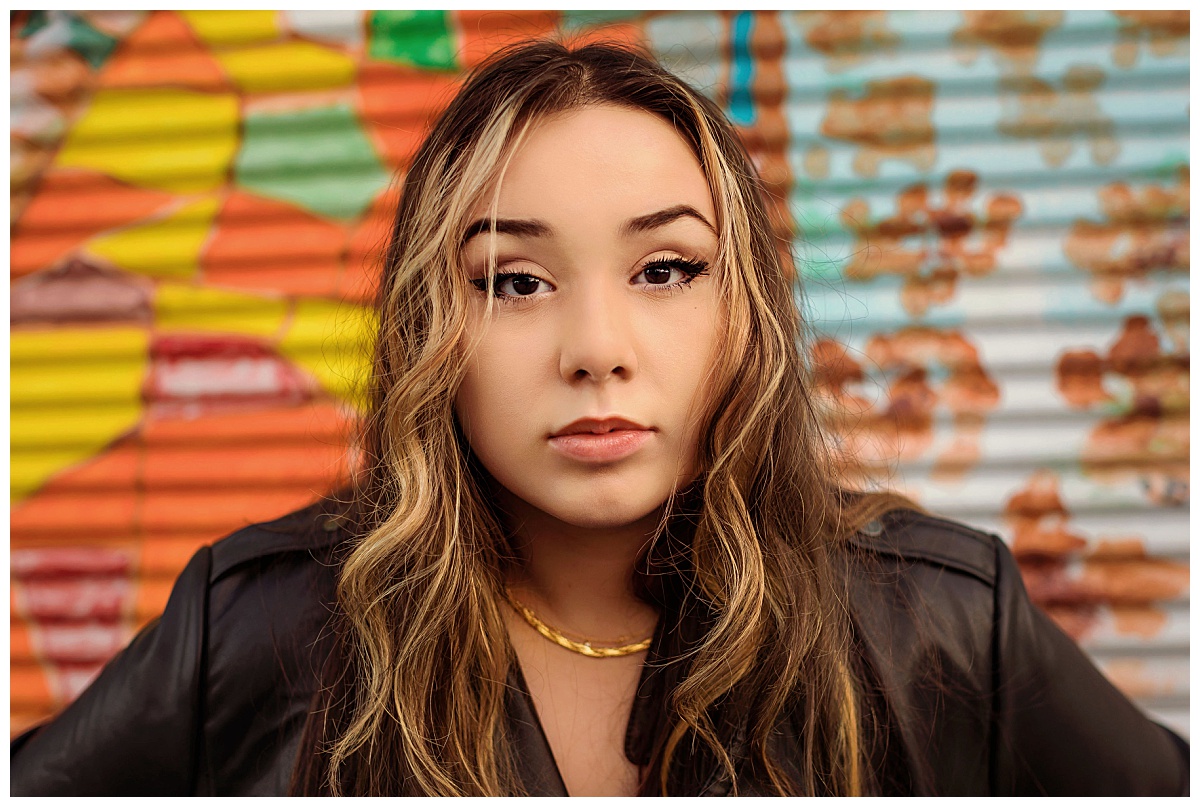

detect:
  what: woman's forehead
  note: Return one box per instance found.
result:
[465,105,717,234]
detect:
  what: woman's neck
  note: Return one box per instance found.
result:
[499,492,662,642]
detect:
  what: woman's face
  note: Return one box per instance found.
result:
[454,104,723,531]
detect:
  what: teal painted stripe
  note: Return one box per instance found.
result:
[562,9,640,29]
[728,11,755,126]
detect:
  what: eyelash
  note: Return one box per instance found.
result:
[470,257,710,304]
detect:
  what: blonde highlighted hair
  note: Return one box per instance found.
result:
[291,39,910,796]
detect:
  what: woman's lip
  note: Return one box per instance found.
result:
[548,429,653,462]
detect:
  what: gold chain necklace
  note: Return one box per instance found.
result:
[502,589,653,658]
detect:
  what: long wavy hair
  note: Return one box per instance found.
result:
[291,39,912,797]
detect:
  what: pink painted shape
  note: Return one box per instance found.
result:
[35,623,133,665]
[11,258,153,325]
[11,547,132,578]
[145,333,314,414]
[11,547,138,703]
[22,579,132,622]
[155,355,300,397]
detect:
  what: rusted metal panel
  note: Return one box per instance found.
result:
[11,11,1188,742]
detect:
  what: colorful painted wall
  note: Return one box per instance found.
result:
[11,11,1189,738]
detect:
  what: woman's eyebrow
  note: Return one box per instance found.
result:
[461,217,551,247]
[460,204,715,247]
[622,204,716,237]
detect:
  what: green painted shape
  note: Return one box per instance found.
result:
[562,9,641,29]
[367,10,456,70]
[66,14,119,69]
[235,103,391,221]
[19,11,49,38]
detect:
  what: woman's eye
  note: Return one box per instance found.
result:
[635,257,710,287]
[496,273,549,296]
[470,273,549,298]
[499,274,546,296]
[642,264,674,285]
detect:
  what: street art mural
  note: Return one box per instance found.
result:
[10,10,1188,737]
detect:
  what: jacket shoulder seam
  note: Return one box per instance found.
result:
[208,507,342,584]
[848,509,999,587]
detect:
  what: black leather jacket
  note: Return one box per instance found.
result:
[10,504,1189,796]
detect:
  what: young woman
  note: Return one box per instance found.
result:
[11,41,1188,797]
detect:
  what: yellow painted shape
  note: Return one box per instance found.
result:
[156,283,289,339]
[11,447,112,504]
[88,197,220,280]
[56,88,239,194]
[278,298,376,409]
[216,41,357,94]
[10,327,148,502]
[181,10,280,47]
[11,404,142,450]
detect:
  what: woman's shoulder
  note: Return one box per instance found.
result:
[836,506,1006,660]
[201,499,344,671]
[843,507,1003,589]
[201,499,346,649]
[836,507,1021,689]
[200,500,347,794]
[203,498,344,687]
[10,500,348,795]
[840,508,1188,796]
[834,509,1017,793]
[208,498,346,584]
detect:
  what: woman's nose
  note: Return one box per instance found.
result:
[558,284,639,384]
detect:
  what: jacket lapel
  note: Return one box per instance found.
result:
[505,663,569,796]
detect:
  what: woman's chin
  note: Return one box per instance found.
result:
[531,489,668,532]
[559,507,662,531]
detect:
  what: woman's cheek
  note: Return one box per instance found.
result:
[456,340,538,464]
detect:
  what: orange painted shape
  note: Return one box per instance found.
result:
[456,10,561,68]
[12,713,50,739]
[144,398,353,444]
[10,662,54,720]
[10,498,139,546]
[11,169,176,279]
[38,437,140,489]
[343,183,399,303]
[20,49,93,115]
[144,443,348,489]
[99,11,231,92]
[201,190,345,296]
[356,61,459,169]
[1111,604,1168,638]
[11,619,35,662]
[139,400,352,533]
[209,261,347,300]
[1081,555,1189,602]
[133,577,177,628]
[10,442,141,548]
[138,532,222,580]
[139,487,337,542]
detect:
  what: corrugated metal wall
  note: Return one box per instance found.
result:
[11,10,1189,739]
